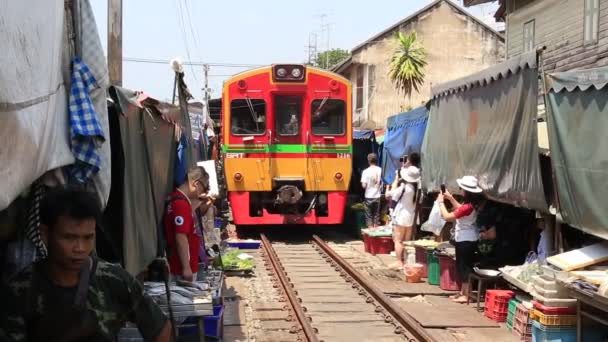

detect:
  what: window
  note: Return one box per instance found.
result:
[523,20,535,52]
[274,95,302,136]
[585,0,600,44]
[311,99,346,135]
[230,99,266,135]
[367,65,376,101]
[356,64,364,111]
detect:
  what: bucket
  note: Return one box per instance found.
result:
[404,263,424,283]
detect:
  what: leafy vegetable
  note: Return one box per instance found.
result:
[222,250,255,270]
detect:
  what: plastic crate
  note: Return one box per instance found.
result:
[513,304,532,340]
[427,250,440,285]
[362,232,371,253]
[180,305,224,338]
[532,301,576,315]
[369,236,394,255]
[485,290,514,316]
[529,309,577,327]
[226,240,261,249]
[438,255,461,291]
[509,298,521,316]
[415,246,428,277]
[531,320,575,342]
[485,309,509,322]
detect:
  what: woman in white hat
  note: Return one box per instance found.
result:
[436,175,486,303]
[385,165,421,270]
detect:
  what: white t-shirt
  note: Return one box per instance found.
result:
[361,165,382,199]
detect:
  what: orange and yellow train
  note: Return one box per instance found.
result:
[221,64,352,226]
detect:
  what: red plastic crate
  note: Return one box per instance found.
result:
[438,255,461,291]
[485,290,514,316]
[532,300,576,315]
[362,233,371,253]
[484,308,509,322]
[369,236,394,255]
[486,289,515,300]
[414,246,428,277]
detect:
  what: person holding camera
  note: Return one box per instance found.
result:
[436,175,486,303]
[386,165,421,270]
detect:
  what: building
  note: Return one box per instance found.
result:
[333,0,505,128]
[466,0,608,72]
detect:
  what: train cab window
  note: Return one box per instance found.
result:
[311,99,346,135]
[230,99,266,135]
[275,95,302,136]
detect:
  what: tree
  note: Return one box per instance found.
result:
[388,31,427,97]
[314,49,351,69]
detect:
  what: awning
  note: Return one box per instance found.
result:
[545,66,608,240]
[431,51,537,99]
[381,106,428,184]
[353,129,376,140]
[422,52,547,211]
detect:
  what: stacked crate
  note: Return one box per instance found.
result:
[484,290,514,322]
[506,298,521,331]
[512,303,532,341]
[529,301,577,342]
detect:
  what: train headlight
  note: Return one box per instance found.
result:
[291,68,302,78]
[318,194,328,205]
[334,172,343,181]
[234,172,243,182]
[276,68,287,78]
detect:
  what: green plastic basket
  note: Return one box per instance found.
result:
[427,250,440,285]
[506,298,520,332]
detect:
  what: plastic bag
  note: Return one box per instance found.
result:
[420,202,446,236]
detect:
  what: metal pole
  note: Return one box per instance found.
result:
[108,0,123,86]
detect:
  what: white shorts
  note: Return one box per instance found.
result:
[393,210,415,227]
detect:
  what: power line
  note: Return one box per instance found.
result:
[123,57,264,68]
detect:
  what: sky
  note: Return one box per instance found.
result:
[91,0,498,101]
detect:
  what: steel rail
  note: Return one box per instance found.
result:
[260,234,319,342]
[312,235,436,342]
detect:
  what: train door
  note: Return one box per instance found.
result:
[308,97,349,191]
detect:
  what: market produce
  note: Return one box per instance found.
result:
[222,250,255,270]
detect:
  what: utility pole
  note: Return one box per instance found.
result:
[305,32,318,65]
[108,0,123,86]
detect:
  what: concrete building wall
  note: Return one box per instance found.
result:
[506,0,608,73]
[343,1,504,128]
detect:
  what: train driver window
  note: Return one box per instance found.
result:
[311,99,346,135]
[275,96,302,136]
[230,98,266,135]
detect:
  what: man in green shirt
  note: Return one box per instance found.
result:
[0,187,172,342]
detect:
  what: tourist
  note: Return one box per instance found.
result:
[361,153,382,228]
[436,175,486,303]
[386,166,421,270]
[0,187,172,341]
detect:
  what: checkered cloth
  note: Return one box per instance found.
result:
[68,57,105,183]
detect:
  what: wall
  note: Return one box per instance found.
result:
[507,0,608,72]
[345,1,504,128]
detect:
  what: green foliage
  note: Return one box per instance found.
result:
[389,31,427,97]
[315,49,351,69]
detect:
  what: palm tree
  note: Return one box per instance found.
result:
[389,31,427,97]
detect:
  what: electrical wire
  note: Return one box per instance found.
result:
[123,57,263,68]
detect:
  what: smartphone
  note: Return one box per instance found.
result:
[440,184,446,194]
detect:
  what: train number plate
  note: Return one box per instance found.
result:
[225,153,244,158]
[337,153,351,159]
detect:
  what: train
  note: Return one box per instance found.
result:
[220,64,353,226]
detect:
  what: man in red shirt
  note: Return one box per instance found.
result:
[164,166,209,281]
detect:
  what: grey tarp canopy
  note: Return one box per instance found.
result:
[545,66,608,240]
[108,86,179,275]
[422,51,547,211]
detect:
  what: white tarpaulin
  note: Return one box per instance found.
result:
[0,0,110,210]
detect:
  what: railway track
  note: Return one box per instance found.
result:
[256,234,434,342]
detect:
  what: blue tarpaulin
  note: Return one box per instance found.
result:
[351,130,379,198]
[381,106,428,184]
